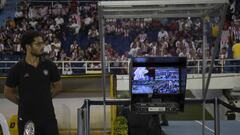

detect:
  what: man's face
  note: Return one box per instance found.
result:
[29,36,44,57]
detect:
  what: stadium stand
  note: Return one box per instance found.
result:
[0,0,239,75]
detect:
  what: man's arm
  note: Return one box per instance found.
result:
[4,85,19,105]
[51,80,62,98]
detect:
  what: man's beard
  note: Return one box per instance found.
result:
[31,52,42,57]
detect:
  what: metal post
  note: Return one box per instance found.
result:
[85,61,88,74]
[98,3,107,135]
[214,98,220,135]
[85,100,90,135]
[78,108,85,135]
[198,60,200,74]
[204,5,228,99]
[108,61,111,73]
[62,61,65,75]
[202,16,207,135]
[203,5,227,135]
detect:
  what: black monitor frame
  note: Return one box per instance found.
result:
[130,57,187,112]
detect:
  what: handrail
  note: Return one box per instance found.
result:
[78,98,240,135]
[0,59,239,75]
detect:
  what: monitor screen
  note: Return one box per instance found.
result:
[132,67,179,94]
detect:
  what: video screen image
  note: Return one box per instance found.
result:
[132,67,179,94]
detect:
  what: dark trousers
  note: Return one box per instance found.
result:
[18,117,59,135]
[127,112,161,135]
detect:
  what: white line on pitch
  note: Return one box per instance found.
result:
[195,120,215,134]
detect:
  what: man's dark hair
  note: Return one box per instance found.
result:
[21,30,43,51]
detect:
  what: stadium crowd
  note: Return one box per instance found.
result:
[0,0,240,74]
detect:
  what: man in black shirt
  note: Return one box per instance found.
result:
[4,31,62,135]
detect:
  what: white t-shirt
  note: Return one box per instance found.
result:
[51,42,61,54]
[43,44,52,54]
[84,17,92,25]
[15,11,23,18]
[158,30,168,40]
[55,17,64,25]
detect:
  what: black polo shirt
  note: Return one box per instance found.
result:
[5,58,60,120]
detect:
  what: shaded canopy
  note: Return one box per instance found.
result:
[98,0,229,18]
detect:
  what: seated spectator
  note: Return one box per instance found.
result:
[69,19,80,35]
[158,27,168,41]
[4,38,14,58]
[84,14,93,27]
[138,31,147,43]
[55,15,64,27]
[51,37,62,57]
[28,6,38,19]
[88,25,99,41]
[15,8,24,23]
[5,17,16,29]
[43,40,52,57]
[70,40,79,54]
[29,18,38,29]
[13,38,22,57]
[179,49,187,57]
[52,2,63,16]
[39,5,49,18]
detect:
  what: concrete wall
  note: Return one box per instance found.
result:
[0,96,112,129]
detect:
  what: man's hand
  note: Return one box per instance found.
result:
[4,85,19,105]
[51,80,62,97]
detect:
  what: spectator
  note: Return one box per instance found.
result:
[15,8,24,24]
[51,37,61,57]
[138,31,147,43]
[55,15,64,27]
[29,18,38,29]
[69,19,80,35]
[43,40,52,56]
[5,17,16,29]
[158,27,168,41]
[88,25,99,41]
[84,14,93,26]
[70,40,79,54]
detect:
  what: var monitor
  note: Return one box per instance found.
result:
[132,67,179,94]
[130,57,187,113]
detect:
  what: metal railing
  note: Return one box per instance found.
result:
[0,58,239,76]
[77,98,240,135]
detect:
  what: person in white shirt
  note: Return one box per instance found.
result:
[29,18,38,29]
[28,6,37,19]
[15,9,24,18]
[55,16,64,26]
[158,28,169,41]
[84,15,93,26]
[43,40,52,55]
[70,40,79,53]
[51,38,61,56]
[69,19,80,34]
[88,26,99,40]
[39,5,48,17]
[138,31,147,43]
